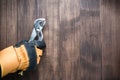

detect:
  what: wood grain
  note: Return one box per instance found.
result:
[101,0,120,80]
[0,0,7,49]
[0,0,120,80]
[6,0,17,46]
[80,0,102,80]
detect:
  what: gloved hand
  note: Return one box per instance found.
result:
[0,40,46,78]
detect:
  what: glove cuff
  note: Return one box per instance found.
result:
[14,40,45,71]
[24,43,37,71]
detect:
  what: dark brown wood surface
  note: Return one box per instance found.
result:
[0,0,120,80]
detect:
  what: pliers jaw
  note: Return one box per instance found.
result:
[29,18,46,43]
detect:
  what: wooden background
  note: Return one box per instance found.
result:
[0,0,120,80]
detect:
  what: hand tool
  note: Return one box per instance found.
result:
[29,18,46,42]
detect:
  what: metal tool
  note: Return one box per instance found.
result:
[29,18,46,42]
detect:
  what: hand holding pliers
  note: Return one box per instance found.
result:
[0,18,46,78]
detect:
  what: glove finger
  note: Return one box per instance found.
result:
[35,41,46,49]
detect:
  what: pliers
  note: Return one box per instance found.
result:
[29,18,46,42]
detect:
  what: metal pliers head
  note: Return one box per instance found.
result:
[29,18,46,42]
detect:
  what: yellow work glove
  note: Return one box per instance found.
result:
[0,40,46,78]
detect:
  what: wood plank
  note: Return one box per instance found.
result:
[101,0,120,80]
[79,0,102,80]
[6,0,17,46]
[0,0,7,50]
[56,0,81,80]
[17,0,37,42]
